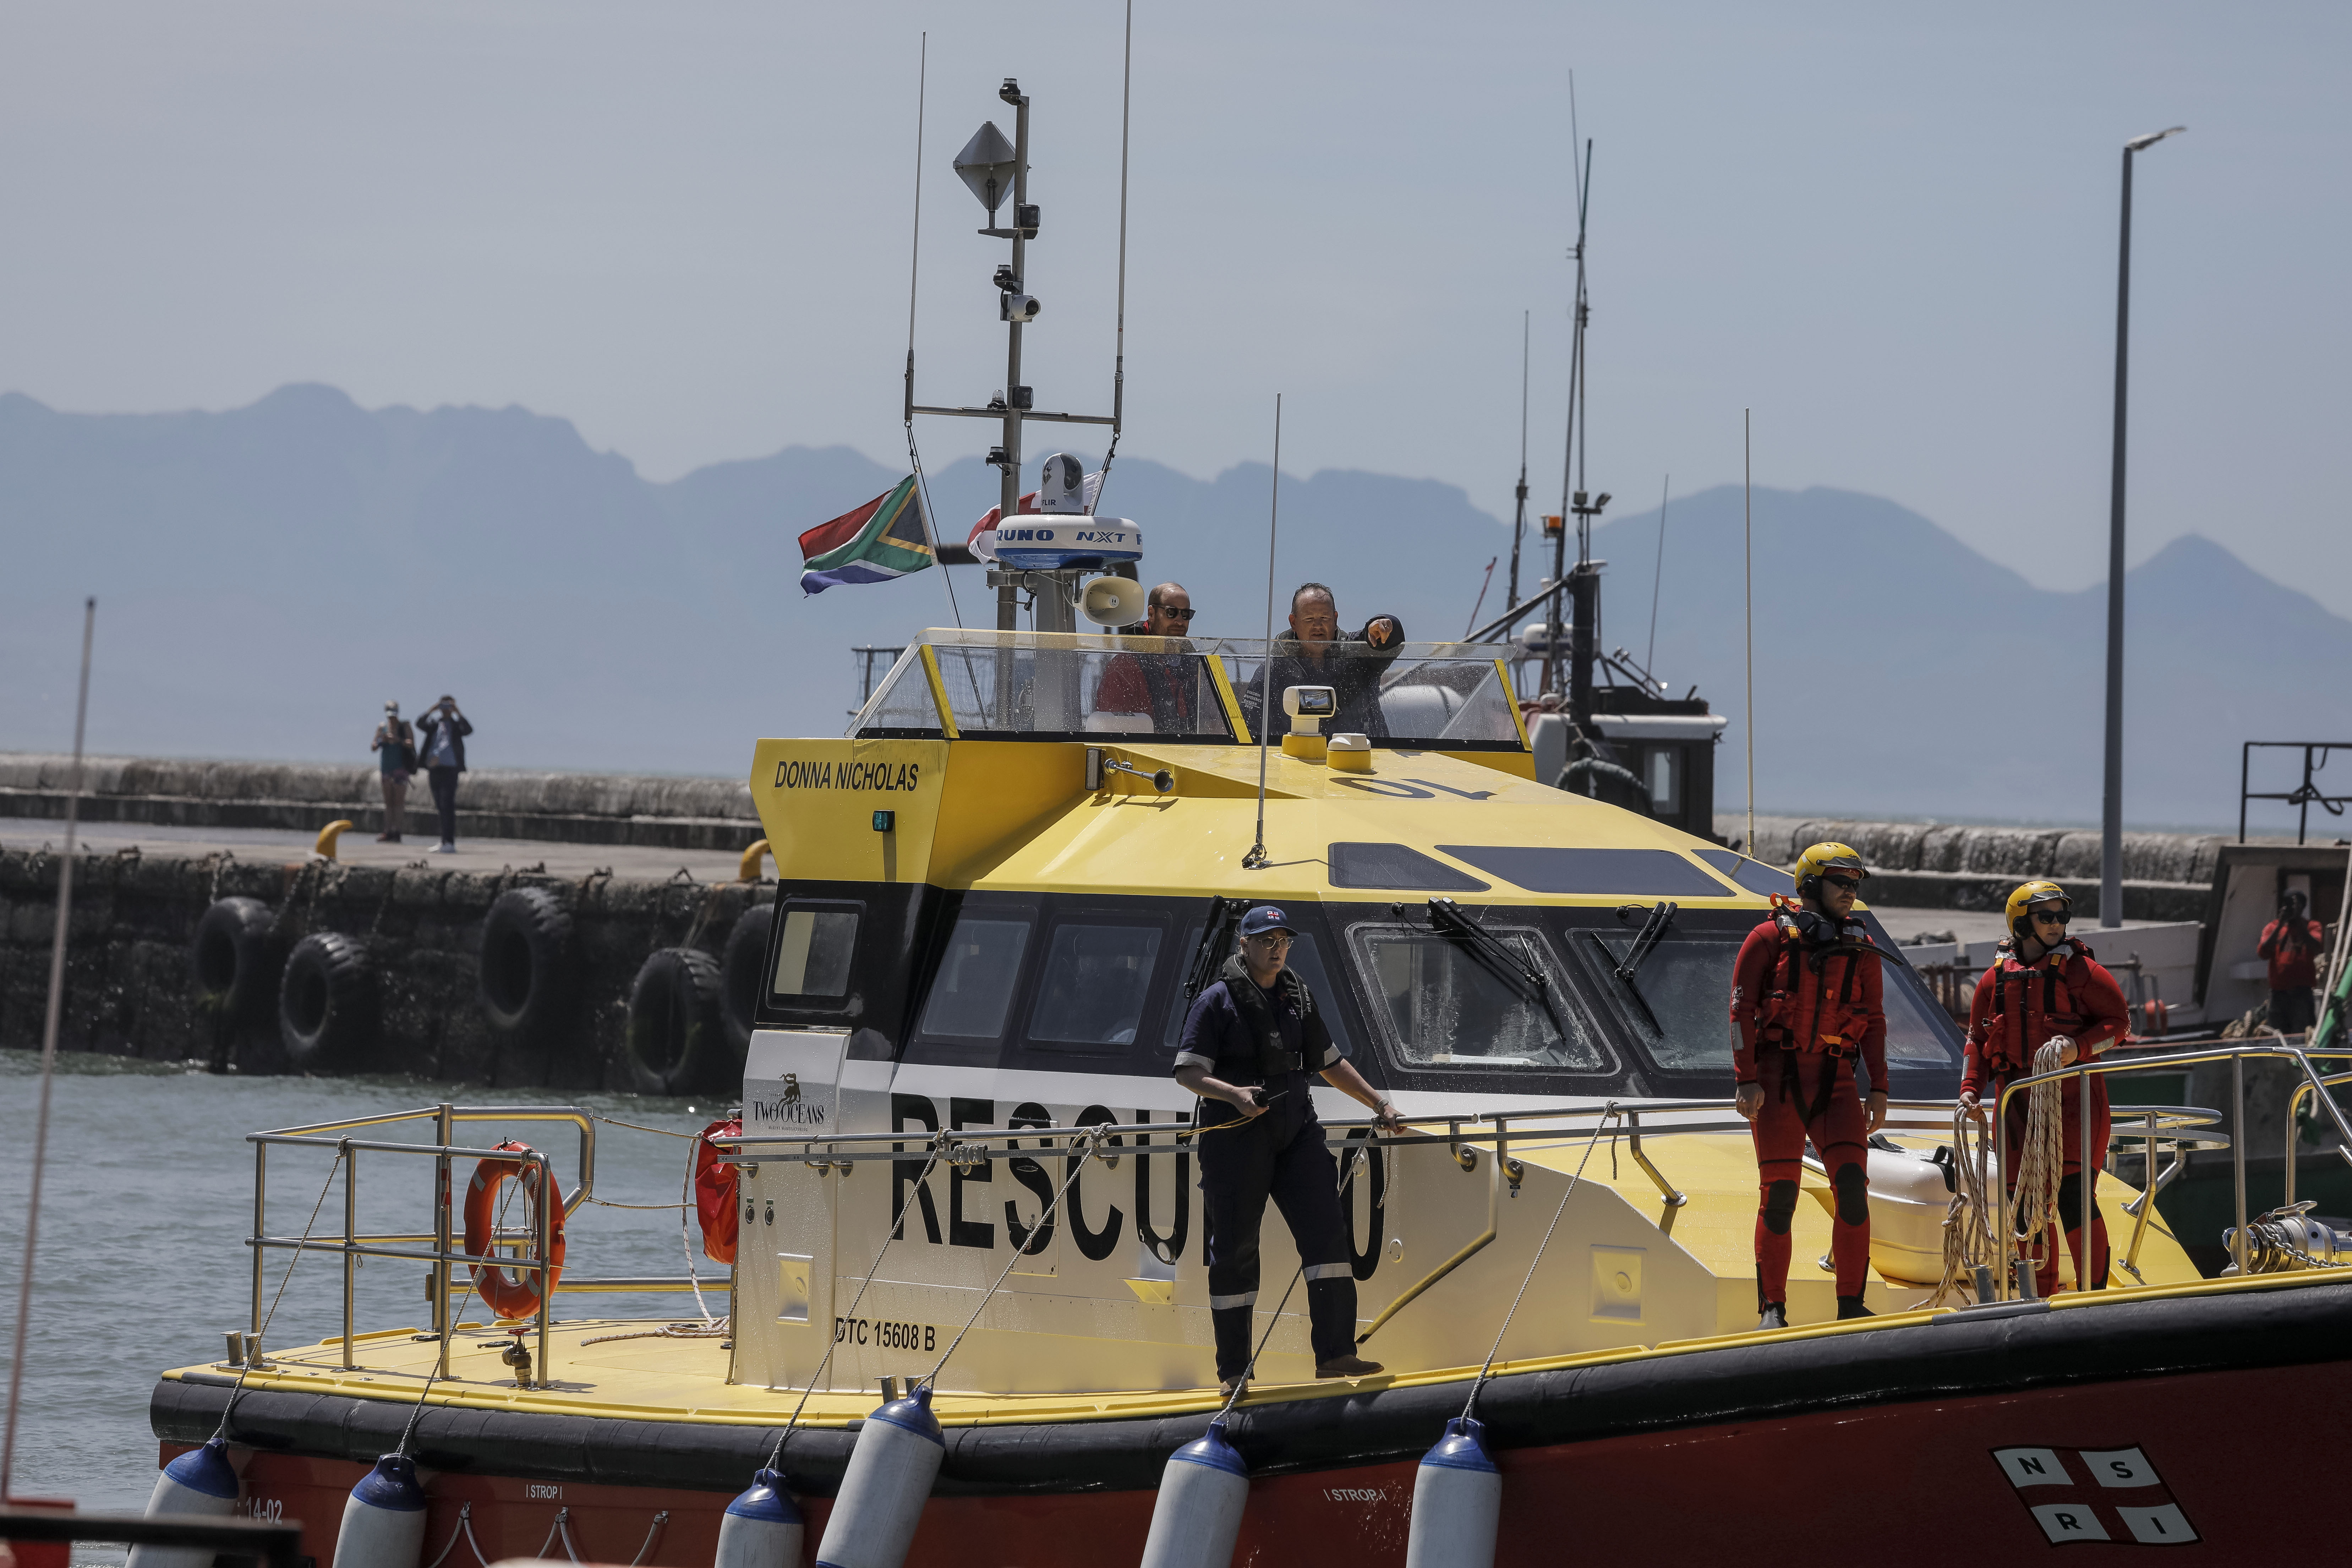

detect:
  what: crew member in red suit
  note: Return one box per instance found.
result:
[1731,841,1888,1330]
[2258,890,2326,1037]
[1958,880,2131,1296]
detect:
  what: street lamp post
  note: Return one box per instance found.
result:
[2100,125,2185,929]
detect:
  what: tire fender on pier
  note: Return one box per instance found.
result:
[1404,1416,1501,1568]
[124,1436,240,1568]
[715,1467,803,1568]
[278,931,375,1072]
[721,901,776,1058]
[329,1454,427,1568]
[191,897,280,1023]
[1138,1418,1249,1568]
[813,1384,945,1568]
[478,887,573,1039]
[625,946,729,1096]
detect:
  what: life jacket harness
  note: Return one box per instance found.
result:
[1217,954,1332,1080]
[1752,899,1878,1060]
[1981,938,2095,1083]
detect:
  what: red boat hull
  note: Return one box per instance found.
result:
[174,1357,2345,1563]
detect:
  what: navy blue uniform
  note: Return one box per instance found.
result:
[1176,958,1355,1379]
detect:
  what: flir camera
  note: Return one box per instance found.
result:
[1001,292,1042,323]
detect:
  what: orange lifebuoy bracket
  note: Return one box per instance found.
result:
[461,1139,567,1320]
[694,1117,743,1264]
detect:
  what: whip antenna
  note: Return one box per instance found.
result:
[1506,310,1529,611]
[899,32,962,628]
[1243,393,1281,872]
[1743,410,1755,856]
[1095,0,1135,508]
[1646,473,1668,679]
[0,596,93,1498]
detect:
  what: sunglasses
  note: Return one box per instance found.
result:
[1822,875,1864,892]
[1156,606,1197,620]
[2033,908,2072,924]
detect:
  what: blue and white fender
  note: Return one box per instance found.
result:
[125,1437,240,1568]
[329,1454,427,1568]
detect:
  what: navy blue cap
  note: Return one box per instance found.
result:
[1238,905,1295,938]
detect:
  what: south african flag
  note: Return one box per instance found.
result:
[798,476,933,595]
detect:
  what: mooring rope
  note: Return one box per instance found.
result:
[1462,1106,1619,1420]
[212,1147,346,1441]
[765,1133,951,1469]
[2010,1039,2073,1278]
[1927,1100,2001,1308]
[920,1128,1112,1389]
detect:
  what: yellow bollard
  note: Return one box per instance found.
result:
[313,820,353,861]
[738,837,771,882]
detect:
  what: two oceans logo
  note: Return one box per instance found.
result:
[751,1072,827,1127]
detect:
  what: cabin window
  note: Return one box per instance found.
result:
[1645,748,1681,814]
[915,916,1032,1042]
[1028,922,1166,1049]
[770,905,860,999]
[1352,926,1608,1070]
[1438,845,1728,898]
[1570,929,1741,1074]
[1880,961,1961,1069]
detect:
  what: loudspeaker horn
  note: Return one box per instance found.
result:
[1078,575,1149,628]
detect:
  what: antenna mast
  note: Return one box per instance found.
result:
[1243,395,1282,872]
[1505,311,1530,613]
[1097,0,1135,507]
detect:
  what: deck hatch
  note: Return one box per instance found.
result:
[1438,845,1730,898]
[1327,842,1491,893]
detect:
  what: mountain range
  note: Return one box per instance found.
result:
[3,383,2344,831]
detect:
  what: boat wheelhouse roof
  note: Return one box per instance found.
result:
[850,628,1530,752]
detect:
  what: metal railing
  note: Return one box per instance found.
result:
[243,1103,707,1388]
[1992,1041,2352,1293]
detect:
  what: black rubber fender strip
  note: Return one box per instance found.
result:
[153,1279,2352,1497]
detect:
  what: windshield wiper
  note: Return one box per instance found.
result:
[1426,898,1547,1004]
[1612,900,1678,981]
[1183,896,1240,1003]
[1581,928,1664,1035]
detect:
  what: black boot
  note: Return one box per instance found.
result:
[1210,1303,1253,1389]
[1756,1302,1788,1331]
[1837,1293,1875,1320]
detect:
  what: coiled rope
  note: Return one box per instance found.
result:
[1926,1102,2000,1309]
[2009,1040,2073,1279]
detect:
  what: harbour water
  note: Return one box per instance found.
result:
[0,1049,716,1526]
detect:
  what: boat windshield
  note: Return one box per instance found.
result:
[1572,923,1959,1081]
[1216,640,1524,750]
[1351,923,1613,1071]
[852,630,1237,742]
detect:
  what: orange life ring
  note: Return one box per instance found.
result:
[694,1117,742,1264]
[461,1140,567,1320]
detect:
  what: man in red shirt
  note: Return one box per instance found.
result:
[1959,881,2131,1296]
[1730,842,1888,1329]
[2259,890,2327,1037]
[1093,582,1202,732]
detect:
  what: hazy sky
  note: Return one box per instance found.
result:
[4,3,2347,609]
